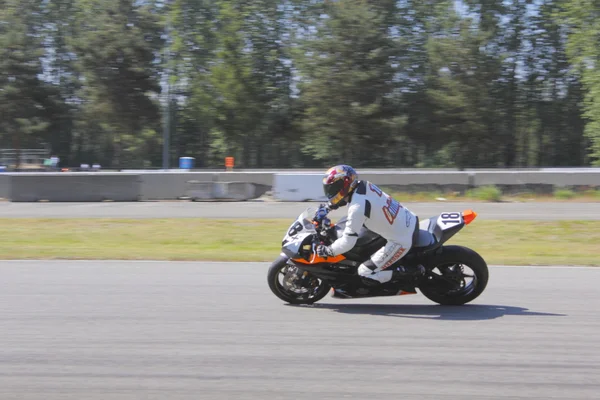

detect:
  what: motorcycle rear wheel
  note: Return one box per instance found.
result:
[267,255,331,305]
[418,245,489,306]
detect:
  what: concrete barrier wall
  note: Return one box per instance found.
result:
[214,182,257,201]
[362,171,472,192]
[138,172,272,200]
[2,172,264,202]
[9,173,141,202]
[1,170,599,202]
[270,170,600,201]
[139,172,215,200]
[272,172,474,202]
[185,181,262,201]
[213,172,274,186]
[473,171,600,187]
[273,174,326,202]
[0,175,10,200]
[138,171,272,200]
[185,181,215,200]
[472,171,600,194]
[361,171,472,185]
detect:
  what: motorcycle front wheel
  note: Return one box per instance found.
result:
[267,255,331,305]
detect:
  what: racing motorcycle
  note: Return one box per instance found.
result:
[267,205,489,306]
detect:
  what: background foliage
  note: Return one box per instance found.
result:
[1,0,598,168]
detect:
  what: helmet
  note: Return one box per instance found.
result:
[322,165,359,209]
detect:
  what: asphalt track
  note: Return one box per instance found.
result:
[0,201,599,219]
[0,261,598,400]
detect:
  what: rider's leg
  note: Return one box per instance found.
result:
[357,240,411,284]
[357,214,420,284]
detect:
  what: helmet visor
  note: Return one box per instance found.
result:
[323,179,345,204]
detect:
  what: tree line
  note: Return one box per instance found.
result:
[1,0,599,169]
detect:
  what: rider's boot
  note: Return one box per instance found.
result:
[359,264,425,286]
[357,266,393,286]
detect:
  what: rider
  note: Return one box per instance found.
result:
[315,164,424,285]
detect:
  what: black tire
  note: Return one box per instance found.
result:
[418,245,489,306]
[267,255,331,305]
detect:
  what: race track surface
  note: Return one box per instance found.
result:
[0,201,599,219]
[0,261,598,400]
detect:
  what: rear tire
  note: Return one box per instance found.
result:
[418,245,489,306]
[267,255,331,305]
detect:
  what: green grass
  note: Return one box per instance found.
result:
[554,188,576,200]
[466,186,503,202]
[0,218,598,266]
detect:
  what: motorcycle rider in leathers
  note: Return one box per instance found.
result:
[315,164,424,285]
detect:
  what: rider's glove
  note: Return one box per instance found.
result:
[314,204,329,222]
[316,245,334,258]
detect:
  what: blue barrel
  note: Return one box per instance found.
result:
[179,157,195,170]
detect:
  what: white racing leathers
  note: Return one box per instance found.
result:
[329,181,417,283]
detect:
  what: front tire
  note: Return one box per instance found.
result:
[418,245,489,306]
[267,255,331,305]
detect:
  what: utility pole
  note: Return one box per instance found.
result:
[162,2,171,170]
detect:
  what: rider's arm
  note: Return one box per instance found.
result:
[329,201,366,256]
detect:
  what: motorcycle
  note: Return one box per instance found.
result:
[267,205,489,305]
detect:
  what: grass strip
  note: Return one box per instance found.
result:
[0,219,598,266]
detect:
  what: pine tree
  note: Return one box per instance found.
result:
[293,0,404,167]
[0,0,50,168]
